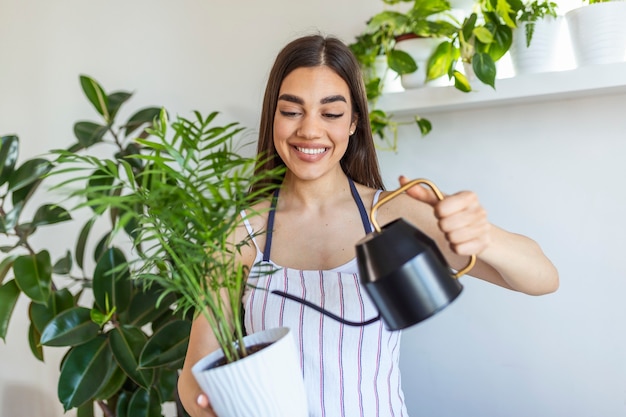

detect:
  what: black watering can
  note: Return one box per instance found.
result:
[273,179,476,331]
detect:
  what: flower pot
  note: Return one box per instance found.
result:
[192,327,308,417]
[566,1,626,66]
[509,17,564,75]
[394,35,450,89]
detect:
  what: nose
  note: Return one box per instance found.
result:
[296,114,322,139]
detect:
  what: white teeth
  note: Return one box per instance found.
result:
[297,147,326,155]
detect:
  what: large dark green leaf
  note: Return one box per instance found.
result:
[28,322,44,361]
[93,362,126,401]
[0,135,19,187]
[80,75,109,120]
[0,279,20,341]
[40,306,99,347]
[74,122,108,148]
[116,391,132,417]
[93,247,131,313]
[53,251,73,275]
[29,288,75,334]
[124,107,162,138]
[157,368,179,403]
[7,158,53,192]
[31,204,72,227]
[110,326,154,388]
[76,218,96,270]
[126,387,162,417]
[107,91,132,121]
[138,319,191,368]
[127,287,177,327]
[0,254,18,285]
[0,201,23,234]
[76,401,95,417]
[13,251,52,305]
[58,335,113,411]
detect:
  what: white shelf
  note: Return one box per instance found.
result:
[376,62,626,119]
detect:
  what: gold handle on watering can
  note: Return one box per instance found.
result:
[370,178,476,278]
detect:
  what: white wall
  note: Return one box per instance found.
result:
[1,0,625,416]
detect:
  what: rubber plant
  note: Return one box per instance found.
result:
[52,107,285,367]
[0,75,192,417]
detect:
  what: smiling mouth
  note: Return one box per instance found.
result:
[296,146,327,155]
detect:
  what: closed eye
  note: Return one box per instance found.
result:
[324,113,344,119]
[280,110,300,117]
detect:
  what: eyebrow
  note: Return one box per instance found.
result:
[277,94,347,105]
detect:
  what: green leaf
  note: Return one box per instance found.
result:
[127,286,176,327]
[110,326,155,388]
[76,401,95,417]
[124,107,163,138]
[472,52,497,88]
[13,251,52,305]
[0,201,23,233]
[7,158,53,192]
[80,75,110,121]
[0,254,18,285]
[126,387,162,417]
[53,251,73,275]
[76,219,96,270]
[28,322,44,361]
[40,306,99,347]
[94,363,126,401]
[107,91,133,121]
[74,122,108,148]
[387,49,418,75]
[0,279,20,341]
[426,41,456,81]
[452,70,472,92]
[138,319,191,368]
[116,391,132,417]
[29,288,75,334]
[58,335,113,411]
[31,204,72,227]
[0,135,19,187]
[415,117,432,136]
[93,247,131,313]
[156,368,179,402]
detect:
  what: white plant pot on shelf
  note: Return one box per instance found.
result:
[192,327,308,417]
[394,36,451,89]
[566,1,626,66]
[509,17,564,75]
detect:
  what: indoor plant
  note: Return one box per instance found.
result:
[53,107,309,415]
[0,76,191,417]
[565,0,626,66]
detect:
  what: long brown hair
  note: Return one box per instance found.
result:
[251,34,385,196]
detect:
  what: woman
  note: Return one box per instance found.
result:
[178,34,559,417]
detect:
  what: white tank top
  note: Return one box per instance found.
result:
[241,184,408,417]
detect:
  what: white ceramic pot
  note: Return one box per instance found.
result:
[192,327,308,417]
[509,17,564,75]
[393,36,451,89]
[566,1,626,66]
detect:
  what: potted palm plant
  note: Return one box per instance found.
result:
[54,106,309,415]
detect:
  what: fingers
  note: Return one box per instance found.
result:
[436,191,491,256]
[399,175,440,206]
[196,393,217,417]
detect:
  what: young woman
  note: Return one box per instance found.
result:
[177,34,559,417]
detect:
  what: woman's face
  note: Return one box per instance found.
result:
[273,65,357,182]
